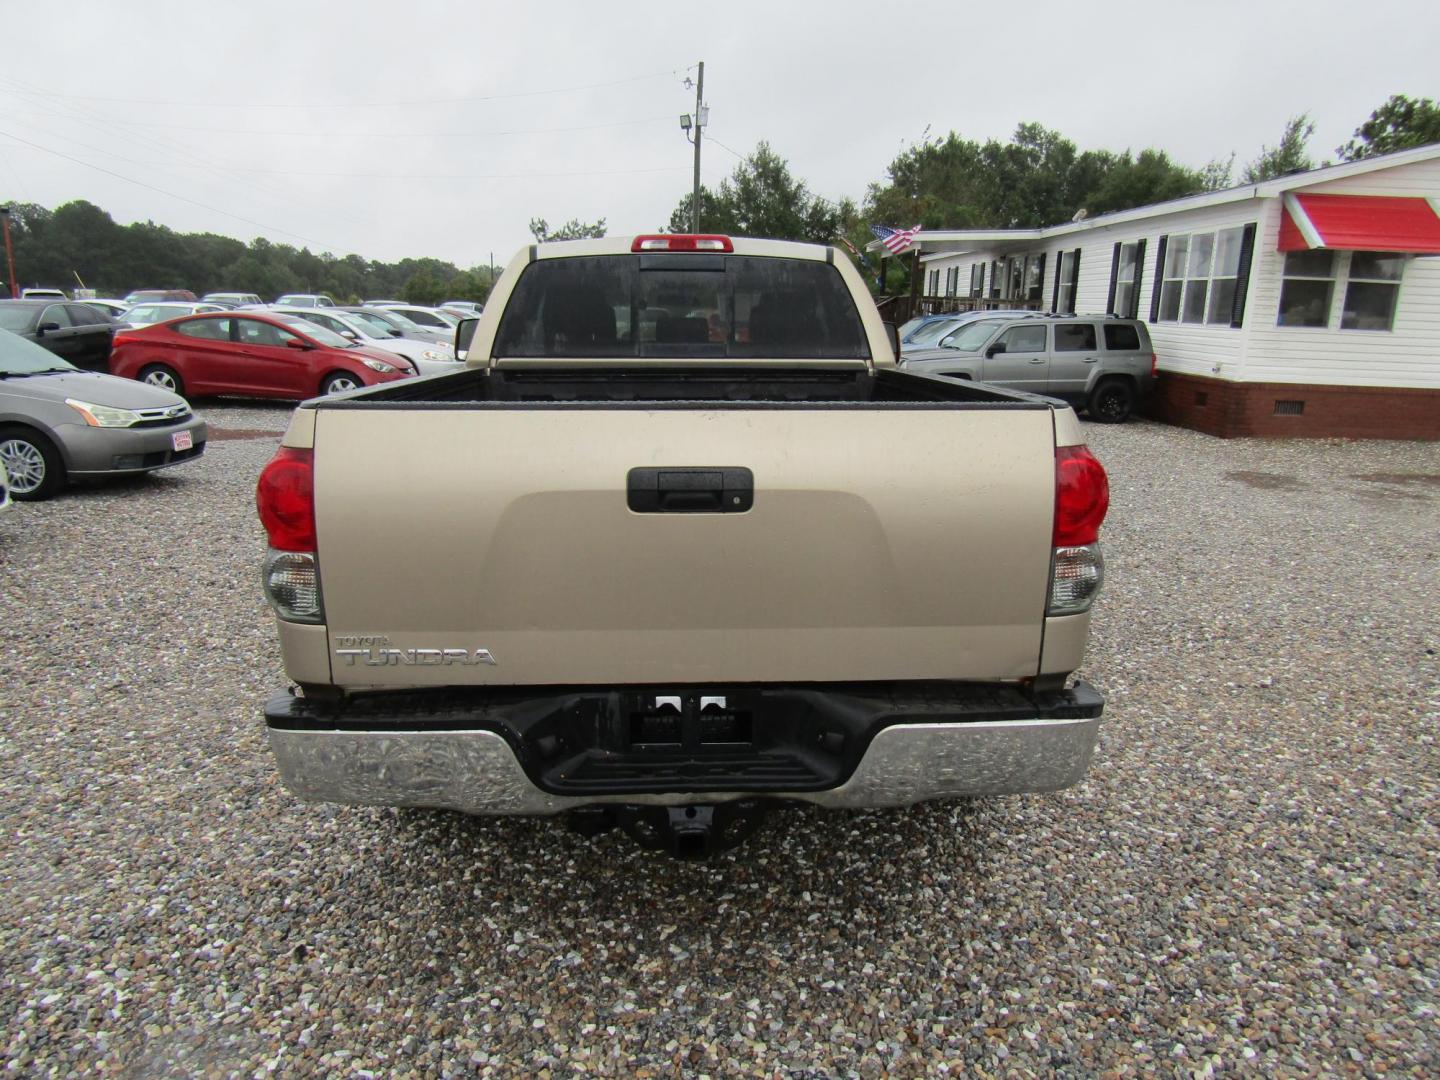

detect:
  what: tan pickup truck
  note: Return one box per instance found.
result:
[256,234,1110,857]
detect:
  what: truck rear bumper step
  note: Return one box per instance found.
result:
[264,682,1103,812]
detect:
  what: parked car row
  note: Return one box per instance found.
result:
[898,311,1157,422]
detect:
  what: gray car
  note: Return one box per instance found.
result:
[901,314,1156,422]
[0,328,206,500]
[335,306,452,348]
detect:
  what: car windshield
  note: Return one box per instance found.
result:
[0,328,78,374]
[0,307,37,332]
[324,315,378,339]
[897,317,924,338]
[938,320,1006,352]
[369,309,421,332]
[908,318,963,345]
[275,315,350,348]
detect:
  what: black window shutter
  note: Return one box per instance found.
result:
[1065,248,1081,313]
[1033,252,1046,305]
[1149,235,1168,322]
[1230,223,1257,328]
[1106,242,1122,314]
[1052,253,1062,312]
[1132,238,1147,318]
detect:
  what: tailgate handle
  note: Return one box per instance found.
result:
[627,467,753,513]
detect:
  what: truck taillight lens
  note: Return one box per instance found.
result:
[263,548,324,623]
[1053,445,1109,547]
[1049,446,1109,616]
[257,448,324,622]
[1048,544,1104,616]
[257,447,316,551]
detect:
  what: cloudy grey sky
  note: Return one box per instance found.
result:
[1,0,1433,267]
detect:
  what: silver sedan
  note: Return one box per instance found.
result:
[0,329,206,500]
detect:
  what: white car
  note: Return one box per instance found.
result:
[121,302,225,328]
[274,293,335,308]
[368,304,460,332]
[271,307,460,376]
[20,288,67,300]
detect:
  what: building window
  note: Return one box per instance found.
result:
[1055,249,1080,314]
[969,264,984,298]
[1157,227,1244,325]
[1113,242,1141,318]
[1277,250,1337,328]
[1006,257,1024,300]
[1342,251,1404,330]
[1025,254,1046,304]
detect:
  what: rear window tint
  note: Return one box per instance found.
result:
[1104,323,1142,351]
[1054,324,1097,351]
[494,255,867,359]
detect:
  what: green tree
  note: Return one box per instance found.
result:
[864,124,1207,231]
[1243,115,1316,182]
[665,142,846,243]
[1337,94,1440,160]
[529,217,607,242]
[402,268,445,305]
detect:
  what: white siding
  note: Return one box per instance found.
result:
[1299,155,1440,196]
[1042,202,1262,379]
[905,153,1440,389]
[1242,194,1440,389]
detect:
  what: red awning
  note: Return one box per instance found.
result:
[1279,193,1440,253]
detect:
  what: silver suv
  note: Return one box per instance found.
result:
[900,314,1156,422]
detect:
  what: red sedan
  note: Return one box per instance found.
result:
[109,311,415,399]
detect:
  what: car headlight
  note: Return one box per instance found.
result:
[359,358,397,372]
[420,349,452,362]
[65,399,142,428]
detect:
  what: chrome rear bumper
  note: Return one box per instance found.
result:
[267,711,1102,814]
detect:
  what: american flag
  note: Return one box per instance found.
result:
[870,224,921,255]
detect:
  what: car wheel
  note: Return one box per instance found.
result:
[0,426,65,501]
[1087,379,1136,423]
[321,372,361,395]
[139,363,185,397]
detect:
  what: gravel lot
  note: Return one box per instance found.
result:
[1,403,1437,1077]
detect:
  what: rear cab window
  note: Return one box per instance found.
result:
[494,255,868,360]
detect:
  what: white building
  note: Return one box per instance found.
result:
[876,145,1440,438]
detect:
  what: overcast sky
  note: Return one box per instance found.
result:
[1,0,1434,269]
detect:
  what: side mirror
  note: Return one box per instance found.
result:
[985,342,1006,358]
[881,321,900,359]
[455,316,480,362]
[285,337,313,350]
[388,329,403,337]
[36,322,61,335]
[341,329,359,340]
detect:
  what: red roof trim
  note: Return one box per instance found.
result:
[1278,194,1440,254]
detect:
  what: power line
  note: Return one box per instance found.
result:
[109,114,675,139]
[0,76,375,234]
[7,69,684,111]
[0,128,355,254]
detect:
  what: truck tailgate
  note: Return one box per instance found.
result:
[312,405,1056,687]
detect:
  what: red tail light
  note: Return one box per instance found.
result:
[1054,445,1109,546]
[631,234,734,253]
[257,447,316,551]
[1150,352,1158,377]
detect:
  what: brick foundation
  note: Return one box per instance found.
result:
[1146,372,1440,440]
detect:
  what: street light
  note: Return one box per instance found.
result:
[679,113,692,132]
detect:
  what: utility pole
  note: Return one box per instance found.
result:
[691,62,704,233]
[0,207,17,300]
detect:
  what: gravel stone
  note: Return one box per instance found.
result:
[1,407,1437,1076]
